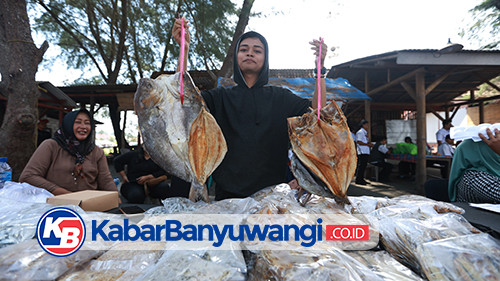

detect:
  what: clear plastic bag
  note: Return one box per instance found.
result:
[149,196,262,215]
[0,198,84,248]
[348,196,391,214]
[416,233,500,281]
[0,181,53,203]
[247,248,384,281]
[348,250,424,281]
[59,242,164,281]
[133,245,247,281]
[378,212,480,274]
[0,239,101,280]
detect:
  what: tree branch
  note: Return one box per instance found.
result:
[85,0,111,73]
[37,0,108,81]
[160,0,182,72]
[219,0,255,77]
[108,0,128,84]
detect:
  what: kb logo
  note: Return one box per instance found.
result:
[37,207,86,257]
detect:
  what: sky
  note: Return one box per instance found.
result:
[33,0,483,86]
[247,0,482,70]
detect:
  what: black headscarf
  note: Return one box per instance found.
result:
[233,31,270,88]
[53,109,95,178]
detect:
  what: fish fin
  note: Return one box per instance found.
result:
[189,182,209,203]
[188,108,227,184]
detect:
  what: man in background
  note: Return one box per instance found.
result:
[37,119,51,147]
[436,119,453,146]
[355,120,373,185]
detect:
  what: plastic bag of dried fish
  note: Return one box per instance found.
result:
[59,242,164,281]
[146,197,206,215]
[250,184,307,214]
[247,248,383,281]
[0,198,84,248]
[378,212,480,275]
[386,195,464,214]
[348,196,391,214]
[415,233,500,281]
[347,250,424,281]
[147,196,262,215]
[0,239,101,280]
[133,246,247,281]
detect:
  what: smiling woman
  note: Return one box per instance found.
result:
[19,109,117,195]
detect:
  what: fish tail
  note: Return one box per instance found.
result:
[189,181,209,202]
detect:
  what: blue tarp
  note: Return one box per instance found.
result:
[217,77,371,101]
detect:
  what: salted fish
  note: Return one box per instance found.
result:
[287,101,357,204]
[134,72,227,202]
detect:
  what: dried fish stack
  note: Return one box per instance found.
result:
[378,212,480,274]
[0,239,101,280]
[348,251,424,281]
[416,233,500,281]
[134,249,246,281]
[247,249,382,281]
[58,243,164,281]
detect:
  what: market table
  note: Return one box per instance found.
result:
[452,202,500,240]
[387,153,453,178]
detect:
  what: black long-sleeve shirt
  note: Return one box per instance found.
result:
[114,149,166,183]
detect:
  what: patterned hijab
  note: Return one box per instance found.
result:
[53,109,95,178]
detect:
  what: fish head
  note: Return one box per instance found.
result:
[134,78,165,114]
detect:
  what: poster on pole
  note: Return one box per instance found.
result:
[386,120,417,144]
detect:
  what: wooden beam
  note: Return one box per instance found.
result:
[367,67,425,96]
[425,68,455,95]
[364,71,371,139]
[400,81,416,101]
[444,94,500,107]
[486,80,500,92]
[450,106,460,120]
[429,107,444,121]
[365,100,371,140]
[415,71,426,195]
[479,101,485,123]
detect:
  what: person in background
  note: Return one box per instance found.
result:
[425,128,500,203]
[369,136,393,182]
[37,119,52,147]
[172,18,327,200]
[355,120,373,185]
[436,119,453,146]
[448,128,500,203]
[397,136,416,179]
[114,145,189,204]
[20,109,117,194]
[438,134,455,157]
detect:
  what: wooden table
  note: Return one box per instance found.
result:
[387,154,453,178]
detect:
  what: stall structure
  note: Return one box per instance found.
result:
[0,81,76,124]
[327,49,500,193]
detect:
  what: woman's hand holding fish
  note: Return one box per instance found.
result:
[310,38,327,109]
[172,17,190,51]
[309,38,327,67]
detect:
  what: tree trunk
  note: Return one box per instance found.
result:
[218,0,255,78]
[0,0,48,180]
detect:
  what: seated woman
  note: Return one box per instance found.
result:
[20,109,117,194]
[114,145,189,203]
[369,136,393,182]
[448,128,500,203]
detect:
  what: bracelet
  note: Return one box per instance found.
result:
[314,66,327,75]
